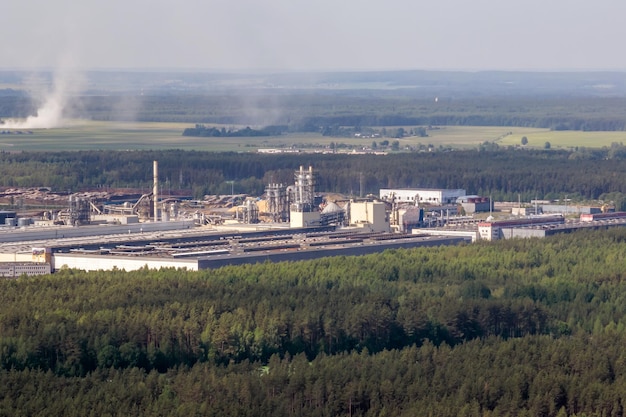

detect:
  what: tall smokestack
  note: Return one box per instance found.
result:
[153,160,159,221]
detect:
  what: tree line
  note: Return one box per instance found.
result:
[182,124,288,137]
[3,149,626,205]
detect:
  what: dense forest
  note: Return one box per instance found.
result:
[2,148,626,206]
[2,229,626,415]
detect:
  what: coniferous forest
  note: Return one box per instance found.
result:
[2,229,626,415]
[3,148,626,204]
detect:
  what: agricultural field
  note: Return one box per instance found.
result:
[0,120,344,152]
[403,126,548,148]
[0,120,240,152]
[0,120,541,152]
[498,129,626,149]
[1,119,624,151]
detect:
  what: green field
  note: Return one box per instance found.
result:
[0,120,340,152]
[498,129,626,149]
[404,126,546,148]
[1,120,624,151]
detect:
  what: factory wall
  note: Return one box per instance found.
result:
[541,205,601,215]
[52,254,198,272]
[290,211,321,228]
[460,201,492,214]
[414,229,479,242]
[0,253,33,263]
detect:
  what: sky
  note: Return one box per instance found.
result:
[2,0,625,72]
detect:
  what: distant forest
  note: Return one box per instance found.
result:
[3,69,626,131]
[2,148,626,206]
[3,93,626,132]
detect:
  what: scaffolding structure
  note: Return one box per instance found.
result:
[67,195,91,226]
[291,166,316,212]
[265,183,290,222]
[236,199,259,224]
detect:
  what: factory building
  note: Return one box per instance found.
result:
[380,188,466,205]
[349,201,390,232]
[478,215,565,240]
[456,195,493,214]
[0,225,467,273]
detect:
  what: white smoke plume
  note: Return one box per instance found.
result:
[2,69,84,129]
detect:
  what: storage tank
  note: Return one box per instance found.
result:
[17,218,30,227]
[5,218,16,227]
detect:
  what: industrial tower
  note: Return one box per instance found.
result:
[290,166,321,227]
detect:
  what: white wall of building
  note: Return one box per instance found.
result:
[52,254,198,272]
[380,188,466,205]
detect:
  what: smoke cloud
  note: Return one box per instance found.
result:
[2,69,85,129]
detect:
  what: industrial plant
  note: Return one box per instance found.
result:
[0,161,625,276]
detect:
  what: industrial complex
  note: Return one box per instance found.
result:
[0,161,625,276]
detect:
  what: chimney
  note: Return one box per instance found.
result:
[153,160,159,221]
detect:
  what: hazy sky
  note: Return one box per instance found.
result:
[2,0,625,72]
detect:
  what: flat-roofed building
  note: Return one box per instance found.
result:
[478,215,565,241]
